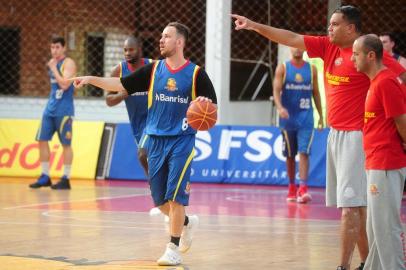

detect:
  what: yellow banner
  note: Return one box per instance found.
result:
[0,119,104,179]
[303,54,326,128]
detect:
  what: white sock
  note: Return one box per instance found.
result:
[41,162,49,175]
[63,165,71,178]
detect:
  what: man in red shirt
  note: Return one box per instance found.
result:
[232,5,406,270]
[352,34,406,270]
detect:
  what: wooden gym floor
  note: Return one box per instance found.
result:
[1,177,406,270]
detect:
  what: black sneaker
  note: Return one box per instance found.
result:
[354,262,365,270]
[29,174,51,188]
[336,267,346,270]
[51,176,71,190]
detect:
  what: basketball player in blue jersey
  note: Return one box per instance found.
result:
[72,22,217,266]
[273,47,323,203]
[106,36,152,176]
[379,33,406,69]
[30,36,77,190]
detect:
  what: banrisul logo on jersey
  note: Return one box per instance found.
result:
[191,125,328,187]
[285,83,312,91]
[155,93,189,104]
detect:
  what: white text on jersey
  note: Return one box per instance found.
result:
[155,93,189,104]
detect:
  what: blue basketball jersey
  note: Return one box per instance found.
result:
[280,61,314,130]
[44,58,74,116]
[120,58,152,141]
[146,60,200,136]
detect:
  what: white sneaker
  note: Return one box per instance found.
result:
[179,215,199,253]
[157,242,182,266]
[149,207,162,216]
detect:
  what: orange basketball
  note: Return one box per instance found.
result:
[186,100,217,131]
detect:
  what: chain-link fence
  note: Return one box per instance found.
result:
[0,0,405,101]
[231,0,328,101]
[0,0,206,98]
[230,0,406,101]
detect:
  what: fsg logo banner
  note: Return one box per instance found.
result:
[192,125,328,187]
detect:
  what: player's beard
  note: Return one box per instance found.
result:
[161,48,176,58]
[127,53,140,64]
[127,58,138,64]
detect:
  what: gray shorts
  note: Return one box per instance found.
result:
[325,128,367,208]
[365,168,406,270]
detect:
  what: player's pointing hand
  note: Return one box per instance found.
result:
[231,14,254,31]
[69,76,91,88]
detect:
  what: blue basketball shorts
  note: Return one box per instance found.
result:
[36,115,73,146]
[281,128,314,157]
[147,134,195,207]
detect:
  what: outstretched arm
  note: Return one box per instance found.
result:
[106,64,128,106]
[72,76,126,93]
[73,63,154,96]
[231,14,306,50]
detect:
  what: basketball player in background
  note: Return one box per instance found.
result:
[379,32,406,69]
[352,34,406,270]
[30,36,77,190]
[232,5,406,269]
[71,22,217,266]
[107,36,162,217]
[106,36,152,176]
[273,47,323,203]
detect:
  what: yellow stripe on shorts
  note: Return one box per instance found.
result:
[306,130,315,154]
[59,116,69,135]
[282,130,292,157]
[173,148,195,201]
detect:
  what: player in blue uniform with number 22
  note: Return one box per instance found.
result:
[273,47,323,203]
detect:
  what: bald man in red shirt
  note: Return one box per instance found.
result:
[232,5,406,270]
[352,34,406,270]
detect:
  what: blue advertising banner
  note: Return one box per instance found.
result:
[108,124,329,187]
[107,124,145,179]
